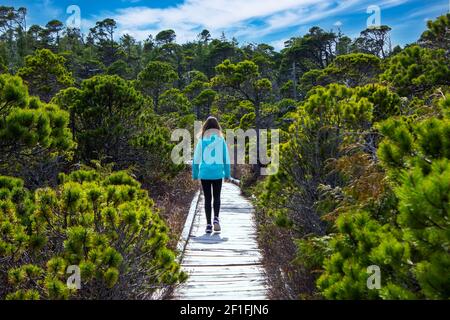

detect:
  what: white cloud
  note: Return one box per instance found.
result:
[86,0,411,43]
[406,3,449,19]
[270,39,289,51]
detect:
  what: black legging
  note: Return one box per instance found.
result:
[201,179,223,225]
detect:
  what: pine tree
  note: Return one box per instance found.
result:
[53,75,180,181]
[0,74,74,187]
[380,45,450,97]
[212,59,272,175]
[318,95,450,299]
[17,49,74,102]
[137,61,178,113]
[419,13,450,51]
[0,170,187,300]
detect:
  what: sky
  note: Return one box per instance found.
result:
[4,0,450,50]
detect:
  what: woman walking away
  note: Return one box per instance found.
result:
[193,117,231,234]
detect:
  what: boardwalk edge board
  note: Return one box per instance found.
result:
[176,190,201,264]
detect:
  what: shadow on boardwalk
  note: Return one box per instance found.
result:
[191,234,230,244]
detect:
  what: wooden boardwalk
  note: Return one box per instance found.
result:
[173,182,268,300]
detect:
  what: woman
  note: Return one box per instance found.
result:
[193,117,231,234]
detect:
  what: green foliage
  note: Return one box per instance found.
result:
[353,26,392,58]
[354,84,401,122]
[0,74,74,186]
[155,30,176,45]
[396,160,450,299]
[317,211,413,300]
[239,112,256,130]
[318,95,450,299]
[377,114,450,177]
[419,13,450,50]
[295,236,332,270]
[256,83,376,237]
[192,88,217,119]
[298,69,323,97]
[0,170,185,299]
[137,61,178,112]
[17,49,74,102]
[380,45,450,97]
[213,59,260,89]
[0,56,7,73]
[280,80,295,99]
[0,72,29,109]
[159,88,191,114]
[282,27,338,73]
[321,53,381,87]
[55,75,145,161]
[54,75,180,181]
[299,53,381,96]
[213,59,273,172]
[106,59,133,79]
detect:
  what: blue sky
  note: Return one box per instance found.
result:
[4,0,450,50]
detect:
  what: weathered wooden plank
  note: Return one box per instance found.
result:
[181,282,268,290]
[188,239,257,245]
[175,286,267,298]
[180,280,268,288]
[177,287,268,295]
[186,276,265,282]
[190,224,256,230]
[184,247,261,253]
[172,295,267,301]
[184,251,262,258]
[176,190,201,262]
[182,258,262,266]
[184,250,261,255]
[186,247,261,252]
[187,242,258,247]
[183,271,264,277]
[184,255,262,261]
[183,270,264,277]
[182,264,264,271]
[174,182,268,300]
[176,293,268,300]
[186,243,260,249]
[189,228,257,234]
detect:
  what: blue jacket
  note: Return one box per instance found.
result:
[193,134,231,180]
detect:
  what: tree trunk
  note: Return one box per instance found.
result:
[154,92,159,113]
[292,62,298,100]
[253,99,262,177]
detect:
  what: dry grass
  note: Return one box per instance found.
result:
[256,219,319,300]
[150,169,198,250]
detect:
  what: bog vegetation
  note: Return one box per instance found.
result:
[0,6,449,299]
